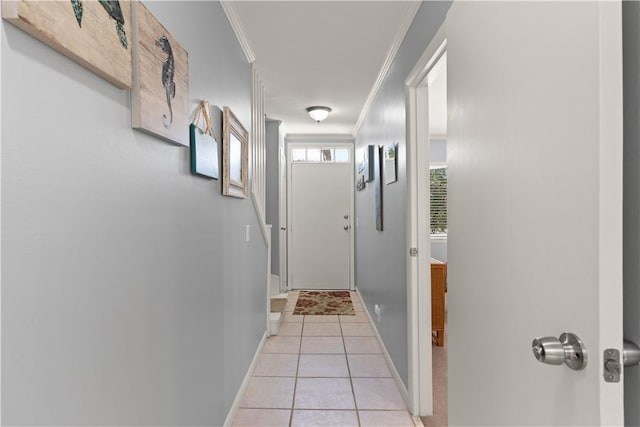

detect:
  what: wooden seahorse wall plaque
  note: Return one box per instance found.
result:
[2,0,132,89]
[131,1,189,146]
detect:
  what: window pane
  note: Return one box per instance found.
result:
[306,149,321,162]
[292,148,306,162]
[335,148,349,162]
[321,149,334,162]
[430,167,447,235]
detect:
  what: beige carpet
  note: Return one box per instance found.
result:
[270,298,287,313]
[292,290,355,315]
[421,344,448,426]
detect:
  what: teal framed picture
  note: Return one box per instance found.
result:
[190,124,219,179]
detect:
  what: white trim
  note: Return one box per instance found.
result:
[405,22,447,417]
[597,1,624,425]
[223,331,268,427]
[357,289,409,404]
[278,128,288,292]
[266,224,273,336]
[251,192,270,247]
[220,1,256,64]
[353,2,421,137]
[406,24,447,87]
[250,66,267,222]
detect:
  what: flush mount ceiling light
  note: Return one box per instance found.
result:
[306,106,332,123]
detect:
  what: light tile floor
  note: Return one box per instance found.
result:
[233,291,420,427]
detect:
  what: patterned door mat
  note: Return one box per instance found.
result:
[293,291,355,315]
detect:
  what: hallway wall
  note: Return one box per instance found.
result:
[1,2,266,425]
[623,2,640,425]
[354,1,451,387]
[266,119,281,276]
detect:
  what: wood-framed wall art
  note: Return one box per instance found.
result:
[131,1,189,146]
[222,107,249,198]
[2,0,133,89]
[359,144,375,182]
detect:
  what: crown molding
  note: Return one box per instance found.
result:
[352,1,421,137]
[221,1,256,64]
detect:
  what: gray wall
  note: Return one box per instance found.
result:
[1,2,267,425]
[354,1,451,387]
[430,241,447,263]
[624,2,640,426]
[266,119,281,276]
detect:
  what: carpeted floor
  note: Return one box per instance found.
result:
[292,290,355,315]
[270,298,287,313]
[421,344,448,426]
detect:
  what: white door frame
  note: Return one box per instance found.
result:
[286,141,355,291]
[278,130,288,293]
[405,24,447,416]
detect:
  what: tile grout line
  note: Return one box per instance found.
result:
[341,293,362,427]
[288,313,304,427]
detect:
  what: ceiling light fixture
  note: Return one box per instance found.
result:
[306,106,332,123]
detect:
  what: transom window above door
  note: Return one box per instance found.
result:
[291,147,350,163]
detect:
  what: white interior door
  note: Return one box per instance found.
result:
[446,2,623,425]
[288,147,353,290]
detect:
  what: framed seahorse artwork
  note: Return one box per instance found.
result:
[2,0,132,89]
[131,1,189,146]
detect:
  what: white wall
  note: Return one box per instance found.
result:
[623,2,640,425]
[354,2,451,387]
[1,2,266,425]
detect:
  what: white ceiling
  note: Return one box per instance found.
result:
[229,1,420,135]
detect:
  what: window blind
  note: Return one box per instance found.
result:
[430,167,447,235]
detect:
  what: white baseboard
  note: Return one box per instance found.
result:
[223,330,268,427]
[356,289,410,405]
[270,274,280,296]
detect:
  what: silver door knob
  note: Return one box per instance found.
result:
[624,340,640,367]
[531,332,587,370]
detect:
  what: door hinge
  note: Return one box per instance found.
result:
[410,248,418,257]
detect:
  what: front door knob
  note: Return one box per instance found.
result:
[531,332,587,370]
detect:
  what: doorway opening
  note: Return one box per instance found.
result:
[405,23,446,420]
[423,51,448,427]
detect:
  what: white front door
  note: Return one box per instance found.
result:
[447,2,623,425]
[288,145,353,290]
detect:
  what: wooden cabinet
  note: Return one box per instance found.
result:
[431,259,447,346]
